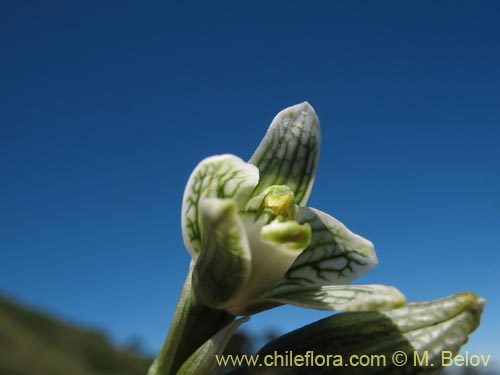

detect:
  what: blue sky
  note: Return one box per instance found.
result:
[1,0,499,363]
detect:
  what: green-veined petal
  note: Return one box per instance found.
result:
[260,284,406,312]
[269,207,378,294]
[249,102,320,206]
[182,154,259,257]
[192,198,252,309]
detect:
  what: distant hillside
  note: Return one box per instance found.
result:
[0,295,152,375]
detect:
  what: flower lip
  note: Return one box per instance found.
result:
[261,220,312,250]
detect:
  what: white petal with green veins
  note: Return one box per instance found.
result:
[192,198,252,309]
[182,154,259,257]
[269,207,378,294]
[249,102,321,206]
[260,284,406,312]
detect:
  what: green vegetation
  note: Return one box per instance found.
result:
[0,295,152,375]
[1,294,493,375]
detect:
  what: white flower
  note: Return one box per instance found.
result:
[181,103,404,315]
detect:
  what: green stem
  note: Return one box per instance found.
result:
[148,262,234,375]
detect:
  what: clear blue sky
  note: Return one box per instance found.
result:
[1,0,499,362]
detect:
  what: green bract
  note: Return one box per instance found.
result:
[181,103,405,315]
[234,293,485,375]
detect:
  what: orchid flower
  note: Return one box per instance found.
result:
[181,102,405,316]
[149,103,484,375]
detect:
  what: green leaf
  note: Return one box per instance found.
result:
[232,293,485,375]
[192,198,252,309]
[182,154,259,257]
[177,317,249,375]
[249,102,321,206]
[269,207,378,294]
[260,284,406,312]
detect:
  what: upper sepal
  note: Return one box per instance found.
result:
[249,102,321,206]
[182,154,259,257]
